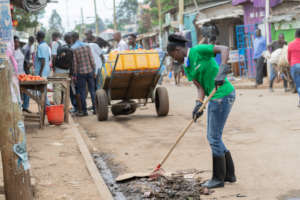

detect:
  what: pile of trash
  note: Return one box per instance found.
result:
[119,169,212,200]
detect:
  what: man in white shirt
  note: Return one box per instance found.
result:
[51,32,65,71]
[22,36,35,74]
[88,42,103,90]
[113,32,128,51]
[51,32,69,105]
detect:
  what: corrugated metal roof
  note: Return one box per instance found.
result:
[195,2,243,25]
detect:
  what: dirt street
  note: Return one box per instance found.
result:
[78,84,300,200]
[26,125,99,200]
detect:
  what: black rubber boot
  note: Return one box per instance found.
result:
[225,151,237,183]
[202,155,226,189]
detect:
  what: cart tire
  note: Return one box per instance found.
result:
[96,89,108,121]
[155,87,169,117]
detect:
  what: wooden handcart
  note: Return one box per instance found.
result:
[96,52,169,121]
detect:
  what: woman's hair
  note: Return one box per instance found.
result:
[167,34,188,53]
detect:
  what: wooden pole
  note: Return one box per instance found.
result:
[157,0,162,48]
[0,1,33,199]
[113,0,117,31]
[93,0,99,35]
[0,62,33,200]
[179,0,184,32]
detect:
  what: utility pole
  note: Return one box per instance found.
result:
[157,0,162,48]
[265,0,271,77]
[0,1,33,199]
[93,0,99,35]
[66,0,70,31]
[113,0,117,31]
[81,8,85,36]
[179,0,184,32]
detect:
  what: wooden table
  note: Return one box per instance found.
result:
[47,76,71,123]
[20,80,48,128]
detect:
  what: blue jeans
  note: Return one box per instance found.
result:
[270,64,287,88]
[22,93,30,109]
[77,72,96,113]
[70,84,78,111]
[207,91,235,156]
[290,64,300,97]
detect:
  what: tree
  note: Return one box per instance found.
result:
[116,0,139,30]
[13,7,45,32]
[48,10,64,33]
[45,10,64,43]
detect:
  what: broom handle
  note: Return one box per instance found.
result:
[159,88,217,167]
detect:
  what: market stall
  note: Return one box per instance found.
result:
[19,80,47,128]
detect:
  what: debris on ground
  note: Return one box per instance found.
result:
[93,153,211,200]
[118,169,211,200]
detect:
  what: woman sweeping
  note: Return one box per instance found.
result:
[167,34,236,189]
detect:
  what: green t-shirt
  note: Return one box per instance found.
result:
[184,44,234,99]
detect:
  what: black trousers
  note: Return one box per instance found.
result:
[255,56,265,85]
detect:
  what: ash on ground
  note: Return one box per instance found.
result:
[119,169,211,200]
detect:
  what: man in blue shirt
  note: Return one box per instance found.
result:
[253,29,266,87]
[34,31,51,106]
[35,31,51,78]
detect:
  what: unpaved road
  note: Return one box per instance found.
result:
[78,84,300,200]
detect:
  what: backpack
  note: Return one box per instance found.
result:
[55,44,73,70]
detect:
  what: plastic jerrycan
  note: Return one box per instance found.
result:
[147,49,160,70]
[114,51,124,71]
[121,50,136,71]
[135,49,149,70]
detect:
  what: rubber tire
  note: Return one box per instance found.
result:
[96,89,109,121]
[155,87,169,117]
[111,104,137,116]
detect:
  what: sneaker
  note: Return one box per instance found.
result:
[93,110,96,115]
[284,88,289,92]
[269,88,274,92]
[22,108,32,113]
[76,112,88,117]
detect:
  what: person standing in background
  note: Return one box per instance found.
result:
[52,32,71,105]
[113,32,128,51]
[288,29,300,107]
[128,34,142,50]
[35,31,51,78]
[253,29,266,87]
[14,36,31,113]
[72,32,96,116]
[35,31,51,106]
[22,36,35,74]
[51,32,64,72]
[88,42,103,90]
[268,33,288,92]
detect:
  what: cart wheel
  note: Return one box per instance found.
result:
[155,87,169,117]
[96,89,108,121]
[151,90,155,103]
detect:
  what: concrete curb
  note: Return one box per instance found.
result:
[69,117,114,200]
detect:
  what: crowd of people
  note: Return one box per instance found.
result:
[12,30,148,117]
[253,28,300,106]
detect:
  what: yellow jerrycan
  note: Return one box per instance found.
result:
[147,49,160,70]
[135,49,149,70]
